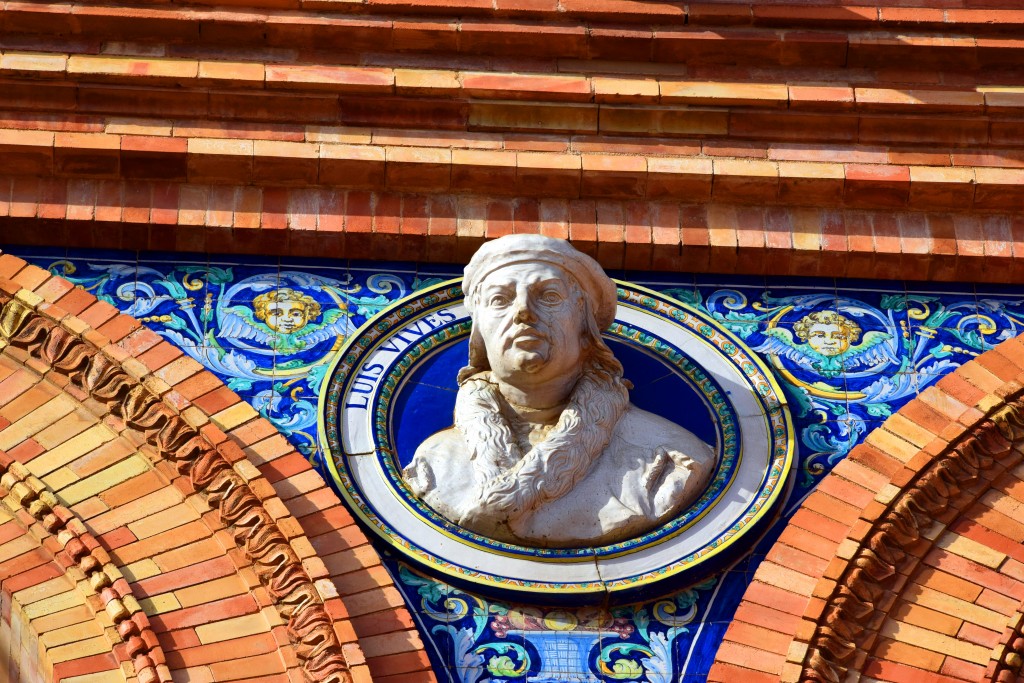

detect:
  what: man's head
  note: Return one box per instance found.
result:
[450,236,631,535]
[793,310,861,357]
[460,235,619,389]
[253,288,320,334]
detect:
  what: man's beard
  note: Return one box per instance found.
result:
[452,356,630,542]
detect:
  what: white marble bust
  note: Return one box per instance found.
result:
[402,235,714,547]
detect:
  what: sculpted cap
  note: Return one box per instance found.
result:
[462,234,619,329]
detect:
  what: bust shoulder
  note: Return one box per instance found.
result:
[403,427,477,524]
[612,405,715,464]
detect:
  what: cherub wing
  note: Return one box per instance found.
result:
[754,327,825,370]
[220,306,276,344]
[841,330,895,370]
[297,307,353,346]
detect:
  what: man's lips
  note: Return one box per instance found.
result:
[509,328,547,345]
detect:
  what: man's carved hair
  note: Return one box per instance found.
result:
[792,310,861,344]
[453,281,630,541]
[252,288,321,325]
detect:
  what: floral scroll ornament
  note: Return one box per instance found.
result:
[667,287,1016,490]
[395,564,714,682]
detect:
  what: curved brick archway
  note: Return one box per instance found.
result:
[0,253,435,683]
[711,332,1024,682]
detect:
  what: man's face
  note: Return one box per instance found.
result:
[265,300,308,334]
[473,262,586,388]
[806,322,849,356]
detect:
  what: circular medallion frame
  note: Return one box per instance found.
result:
[319,279,794,602]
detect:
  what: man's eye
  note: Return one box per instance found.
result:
[488,295,509,307]
[540,292,563,304]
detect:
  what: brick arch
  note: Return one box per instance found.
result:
[710,333,1024,683]
[0,451,165,683]
[0,253,435,683]
[0,508,127,683]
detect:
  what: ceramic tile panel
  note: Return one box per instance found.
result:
[10,244,1020,683]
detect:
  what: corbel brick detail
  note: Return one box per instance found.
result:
[3,184,1022,284]
[710,334,1024,683]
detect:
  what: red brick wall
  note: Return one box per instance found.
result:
[0,2,1022,279]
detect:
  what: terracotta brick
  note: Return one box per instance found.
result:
[661,81,789,107]
[869,641,944,677]
[267,64,394,93]
[366,650,432,677]
[909,166,976,210]
[714,640,785,675]
[707,662,779,683]
[462,72,590,102]
[712,159,779,203]
[469,101,597,134]
[450,149,517,194]
[516,152,581,197]
[385,147,450,193]
[252,141,318,185]
[166,632,281,670]
[319,144,385,189]
[581,154,646,198]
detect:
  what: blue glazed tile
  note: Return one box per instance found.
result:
[210,268,281,343]
[279,254,345,271]
[654,282,702,310]
[348,257,417,275]
[138,249,208,266]
[62,257,141,306]
[624,269,695,290]
[761,273,835,294]
[681,620,727,678]
[836,276,906,294]
[905,279,976,297]
[345,270,418,328]
[695,272,767,289]
[973,282,1024,298]
[208,252,280,268]
[4,245,68,262]
[74,247,138,263]
[414,261,463,280]
[697,284,773,321]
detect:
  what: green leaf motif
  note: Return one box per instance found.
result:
[879,294,908,311]
[206,267,235,285]
[610,659,643,679]
[227,378,253,392]
[866,403,892,417]
[663,287,700,306]
[163,313,188,331]
[486,655,518,677]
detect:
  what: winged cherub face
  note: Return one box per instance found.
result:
[265,300,309,334]
[253,288,321,336]
[806,323,851,357]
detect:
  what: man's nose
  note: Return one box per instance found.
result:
[512,295,537,324]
